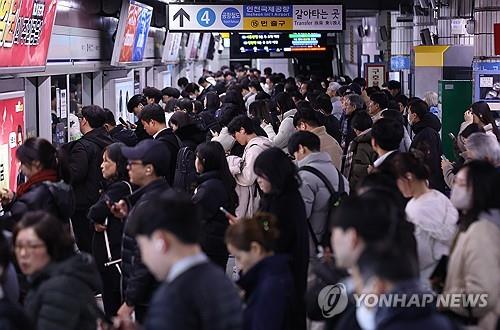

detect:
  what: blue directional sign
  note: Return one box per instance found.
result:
[390,56,410,71]
[221,7,241,28]
[197,8,216,27]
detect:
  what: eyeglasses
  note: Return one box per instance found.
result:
[15,242,45,253]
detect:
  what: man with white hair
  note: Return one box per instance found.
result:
[326,81,343,120]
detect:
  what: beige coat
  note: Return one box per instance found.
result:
[227,136,272,218]
[310,126,343,170]
[443,210,500,330]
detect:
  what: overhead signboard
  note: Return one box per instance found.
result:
[0,0,58,73]
[162,32,183,63]
[390,55,410,71]
[168,3,344,32]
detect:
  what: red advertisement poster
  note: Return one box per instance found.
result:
[495,24,500,56]
[119,3,141,63]
[0,0,58,69]
[0,92,25,192]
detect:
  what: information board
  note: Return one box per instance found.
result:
[168,3,343,32]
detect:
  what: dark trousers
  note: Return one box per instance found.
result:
[98,266,122,317]
[72,210,93,253]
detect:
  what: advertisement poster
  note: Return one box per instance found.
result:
[0,0,58,70]
[365,63,386,88]
[0,92,25,191]
[162,32,182,63]
[186,33,200,61]
[112,0,153,65]
[114,78,135,123]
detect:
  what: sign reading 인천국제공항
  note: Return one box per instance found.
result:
[0,0,58,71]
[167,4,344,32]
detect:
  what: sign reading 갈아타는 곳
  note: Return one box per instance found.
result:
[0,0,58,70]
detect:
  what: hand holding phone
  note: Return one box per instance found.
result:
[220,207,238,225]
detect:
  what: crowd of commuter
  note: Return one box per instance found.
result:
[0,65,499,330]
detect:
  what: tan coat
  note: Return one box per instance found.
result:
[443,211,500,330]
[310,126,343,170]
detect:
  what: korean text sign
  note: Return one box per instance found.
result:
[0,0,58,69]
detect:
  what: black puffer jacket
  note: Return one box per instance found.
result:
[0,181,75,231]
[0,297,32,330]
[121,179,169,308]
[155,129,178,185]
[109,125,138,147]
[175,124,207,150]
[88,180,133,269]
[411,112,445,192]
[66,127,114,210]
[24,253,101,330]
[192,171,235,266]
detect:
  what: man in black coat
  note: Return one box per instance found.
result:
[408,100,446,192]
[113,139,170,323]
[116,190,243,330]
[103,108,138,146]
[137,104,178,185]
[371,118,404,174]
[67,105,114,253]
[127,95,150,142]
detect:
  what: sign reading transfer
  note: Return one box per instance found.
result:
[168,3,344,31]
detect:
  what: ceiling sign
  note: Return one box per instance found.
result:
[168,3,344,32]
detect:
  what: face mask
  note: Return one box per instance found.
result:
[356,303,376,330]
[450,185,472,210]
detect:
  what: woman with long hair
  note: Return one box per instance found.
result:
[225,213,296,330]
[0,138,74,230]
[14,211,101,330]
[465,101,500,141]
[253,147,308,330]
[442,161,500,329]
[193,141,238,269]
[87,142,134,317]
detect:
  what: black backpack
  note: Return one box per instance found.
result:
[173,137,197,194]
[298,166,347,256]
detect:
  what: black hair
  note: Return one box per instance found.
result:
[263,67,272,76]
[103,108,116,126]
[352,77,366,88]
[184,83,200,95]
[143,87,162,104]
[381,109,405,125]
[204,92,220,112]
[81,105,106,128]
[195,142,238,212]
[223,89,245,110]
[394,94,409,108]
[408,99,429,119]
[287,131,321,154]
[351,111,373,132]
[13,211,75,262]
[138,104,166,124]
[161,87,180,99]
[164,98,179,113]
[248,80,263,92]
[0,232,10,281]
[248,100,272,124]
[227,115,255,135]
[390,151,430,181]
[178,98,194,113]
[254,147,300,194]
[275,92,295,115]
[16,137,71,183]
[357,244,418,284]
[255,91,271,101]
[460,123,485,138]
[370,92,389,110]
[130,190,201,244]
[177,77,189,89]
[356,172,399,196]
[104,142,129,182]
[127,94,147,113]
[470,101,500,141]
[371,118,404,151]
[365,86,381,97]
[315,93,333,114]
[387,80,401,91]
[293,103,322,128]
[198,77,207,85]
[457,160,500,232]
[193,100,203,114]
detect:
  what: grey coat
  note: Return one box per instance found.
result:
[297,152,349,258]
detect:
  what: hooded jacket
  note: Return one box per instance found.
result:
[24,253,101,330]
[0,180,75,231]
[264,108,297,151]
[227,136,272,218]
[175,123,207,150]
[238,255,297,330]
[405,189,458,280]
[297,152,350,258]
[67,127,114,210]
[410,112,445,192]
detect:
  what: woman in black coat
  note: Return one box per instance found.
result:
[0,138,74,231]
[87,143,133,317]
[193,141,238,269]
[253,147,309,330]
[14,211,101,330]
